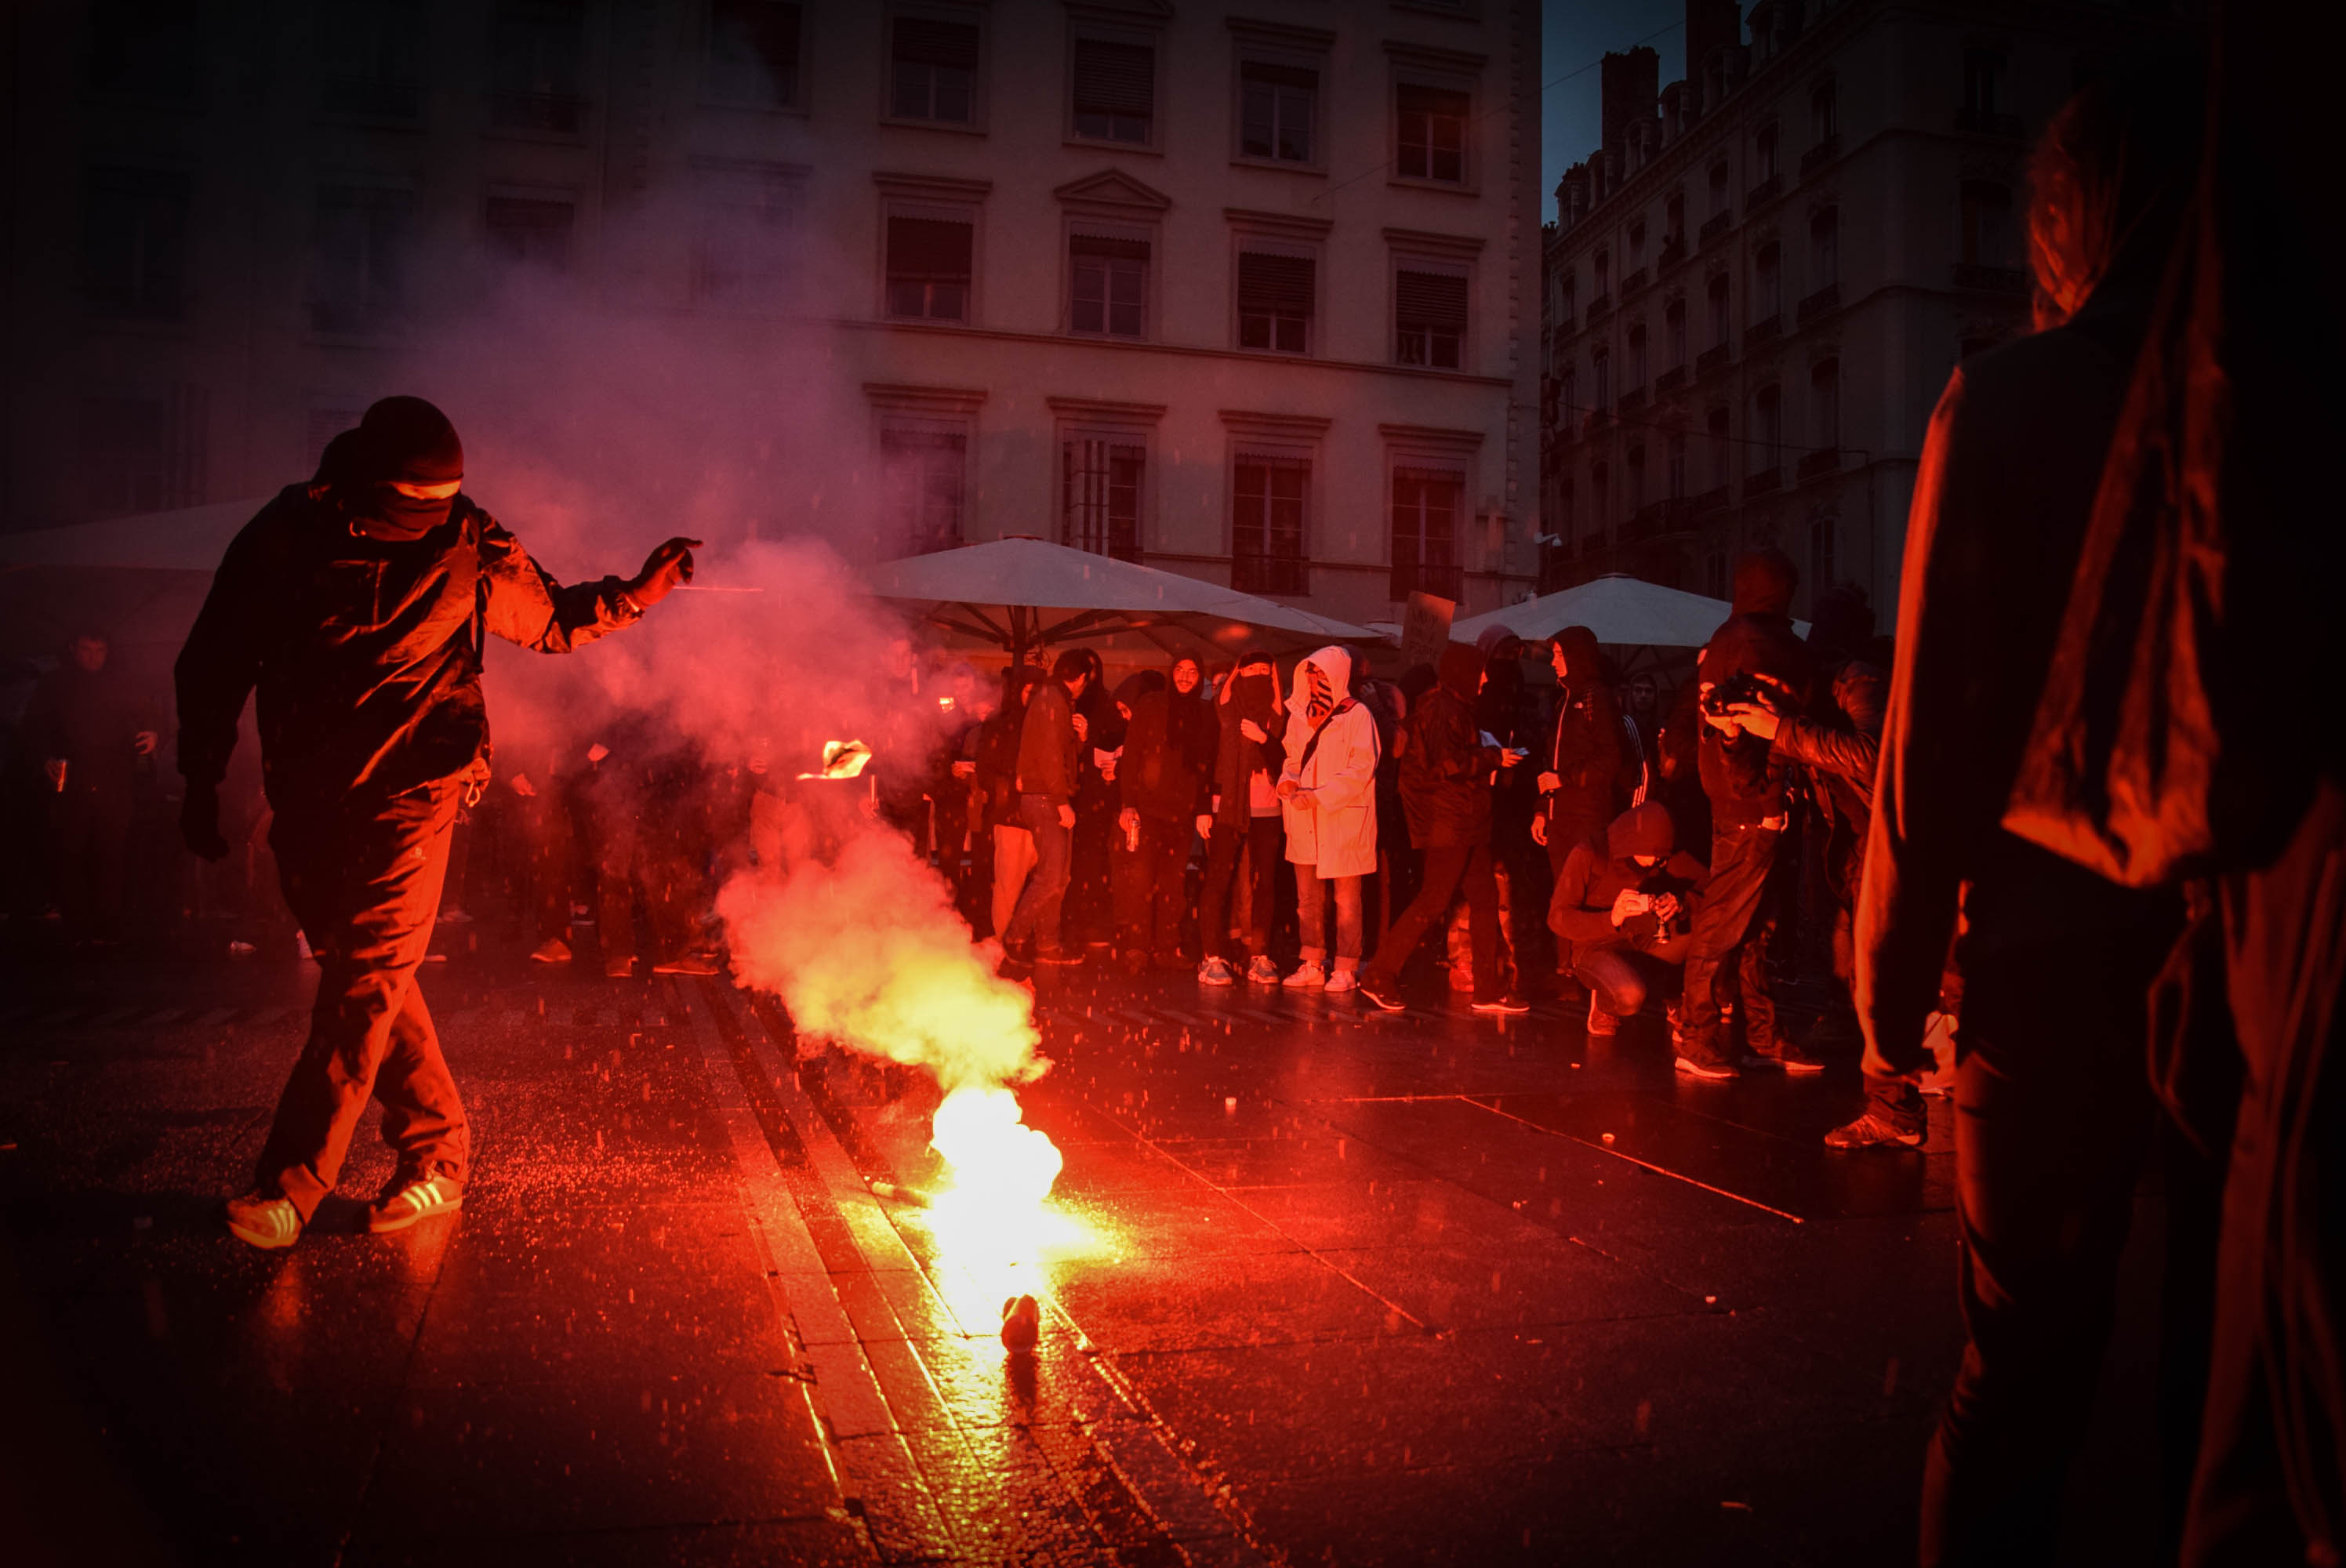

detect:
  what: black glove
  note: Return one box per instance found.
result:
[180,782,229,862]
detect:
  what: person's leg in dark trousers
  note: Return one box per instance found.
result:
[1678,822,1779,1059]
[57,786,133,941]
[1142,816,1189,960]
[1918,972,2155,1568]
[1367,845,1481,993]
[1109,824,1147,955]
[1197,819,1246,963]
[1574,946,1654,1018]
[1243,815,1284,959]
[259,782,469,1221]
[1004,793,1072,956]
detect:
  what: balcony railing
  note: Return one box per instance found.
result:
[1747,173,1782,208]
[1699,209,1732,245]
[1956,107,2025,139]
[1624,498,1699,541]
[1745,313,1781,346]
[1654,365,1686,395]
[1799,134,1841,176]
[1620,267,1649,299]
[1952,263,2029,296]
[1796,446,1843,481]
[1658,236,1686,270]
[1691,484,1730,517]
[1696,341,1730,375]
[1585,292,1612,322]
[1390,559,1462,603]
[1746,465,1782,495]
[1617,386,1646,413]
[1234,554,1309,596]
[1796,282,1840,323]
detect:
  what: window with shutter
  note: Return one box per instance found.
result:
[486,197,575,271]
[1396,82,1469,183]
[1237,251,1313,354]
[1389,466,1462,601]
[1240,61,1315,162]
[881,427,966,556]
[1394,268,1467,368]
[319,0,423,121]
[1072,38,1153,143]
[82,168,190,321]
[492,1,588,132]
[890,16,977,123]
[311,185,412,333]
[1063,440,1144,560]
[1070,231,1147,336]
[1233,456,1309,594]
[704,0,801,109]
[885,216,973,320]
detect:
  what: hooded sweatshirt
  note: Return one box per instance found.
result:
[1280,645,1380,877]
[1540,624,1627,844]
[1117,670,1208,822]
[1548,800,1711,964]
[1209,648,1287,827]
[1399,643,1500,850]
[1696,549,1818,827]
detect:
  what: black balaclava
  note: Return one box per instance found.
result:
[1231,646,1276,728]
[1730,547,1799,619]
[347,395,464,540]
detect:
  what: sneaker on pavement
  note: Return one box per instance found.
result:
[1282,960,1327,989]
[1037,947,1084,966]
[605,957,636,978]
[1197,956,1235,986]
[1357,977,1407,1012]
[1245,956,1280,985]
[1745,1044,1827,1075]
[1472,993,1532,1014]
[1324,967,1358,994]
[530,937,573,964]
[1587,995,1621,1036]
[368,1166,464,1234]
[438,907,473,925]
[652,951,721,976]
[224,1189,302,1250]
[1825,1109,1927,1149]
[1674,1043,1740,1080]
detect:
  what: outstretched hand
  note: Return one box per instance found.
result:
[627,537,703,607]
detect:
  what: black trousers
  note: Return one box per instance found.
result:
[55,785,133,939]
[1365,843,1498,996]
[1679,820,1782,1055]
[1199,815,1282,960]
[1112,814,1192,957]
[260,780,467,1221]
[1573,935,1690,1017]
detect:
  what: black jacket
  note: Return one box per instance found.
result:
[1698,559,1818,828]
[1400,646,1498,850]
[176,485,634,808]
[1117,672,1209,822]
[1208,662,1286,828]
[1548,801,1709,967]
[1773,662,1883,903]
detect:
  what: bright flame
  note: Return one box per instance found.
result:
[928,1084,1064,1223]
[794,739,873,779]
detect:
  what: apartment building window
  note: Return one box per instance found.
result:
[1706,549,1727,600]
[1063,437,1145,560]
[1665,299,1686,370]
[1754,383,1782,470]
[1756,123,1779,182]
[1665,194,1684,249]
[690,164,797,312]
[1625,444,1646,511]
[1959,180,2013,265]
[1592,347,1611,408]
[881,427,967,556]
[1240,61,1316,164]
[1706,273,1730,347]
[885,214,974,321]
[1812,208,1839,288]
[492,1,586,132]
[1233,455,1309,595]
[1810,516,1836,590]
[1560,269,1576,321]
[485,196,575,270]
[705,0,801,109]
[1811,358,1840,451]
[82,167,190,321]
[1707,405,1731,488]
[1811,80,1838,144]
[1594,249,1611,296]
[1667,434,1687,500]
[1625,324,1647,393]
[79,396,172,519]
[1591,460,1610,533]
[89,0,203,103]
[310,186,410,334]
[1707,160,1729,216]
[1755,241,1781,318]
[1237,249,1313,353]
[1396,82,1470,183]
[1072,36,1155,144]
[1628,221,1647,268]
[319,0,423,121]
[1559,368,1578,421]
[1389,466,1462,601]
[1395,266,1467,369]
[1070,230,1148,336]
[1963,47,2006,120]
[890,13,979,125]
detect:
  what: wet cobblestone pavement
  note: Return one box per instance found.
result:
[0,932,2169,1565]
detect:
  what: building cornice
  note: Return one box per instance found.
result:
[1219,408,1334,440]
[1383,39,1489,74]
[1378,422,1487,453]
[864,383,988,416]
[1383,225,1486,258]
[1226,16,1338,49]
[836,318,1516,388]
[1053,168,1174,214]
[873,171,994,200]
[1226,206,1335,240]
[1046,395,1168,422]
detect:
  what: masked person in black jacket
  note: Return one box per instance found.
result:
[1111,664,1211,970]
[1531,626,1625,880]
[176,396,699,1250]
[1196,648,1287,986]
[1549,801,1709,1036]
[1357,644,1518,1014]
[1675,548,1819,1079]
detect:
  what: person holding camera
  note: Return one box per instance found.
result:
[1675,547,1818,1078]
[1548,801,1708,1036]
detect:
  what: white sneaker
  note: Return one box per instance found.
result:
[1246,956,1280,985]
[1324,968,1358,995]
[1282,961,1327,989]
[1197,956,1235,985]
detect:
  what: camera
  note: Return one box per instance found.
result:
[1700,673,1763,717]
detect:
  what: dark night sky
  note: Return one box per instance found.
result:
[1543,0,1692,220]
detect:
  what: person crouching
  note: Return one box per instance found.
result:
[1548,802,1709,1039]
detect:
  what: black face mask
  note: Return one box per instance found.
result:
[350,483,455,541]
[1236,671,1275,724]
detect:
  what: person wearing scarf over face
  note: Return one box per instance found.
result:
[1195,648,1287,985]
[1276,648,1379,993]
[175,395,701,1250]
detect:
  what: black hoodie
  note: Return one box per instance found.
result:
[1399,644,1501,850]
[1695,549,1818,827]
[1539,625,1626,846]
[1548,800,1710,964]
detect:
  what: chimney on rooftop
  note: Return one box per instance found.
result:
[1600,45,1661,159]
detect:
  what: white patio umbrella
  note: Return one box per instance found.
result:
[0,496,274,572]
[867,536,1378,664]
[1449,573,1807,649]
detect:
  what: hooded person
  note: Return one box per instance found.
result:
[1276,646,1379,992]
[1549,801,1710,1036]
[1671,546,1821,1079]
[1473,624,1545,978]
[1356,643,1520,1014]
[174,394,701,1251]
[1533,625,1628,878]
[1195,646,1287,985]
[1110,667,1205,968]
[1002,648,1091,964]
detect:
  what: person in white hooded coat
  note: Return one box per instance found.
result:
[1277,645,1380,991]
